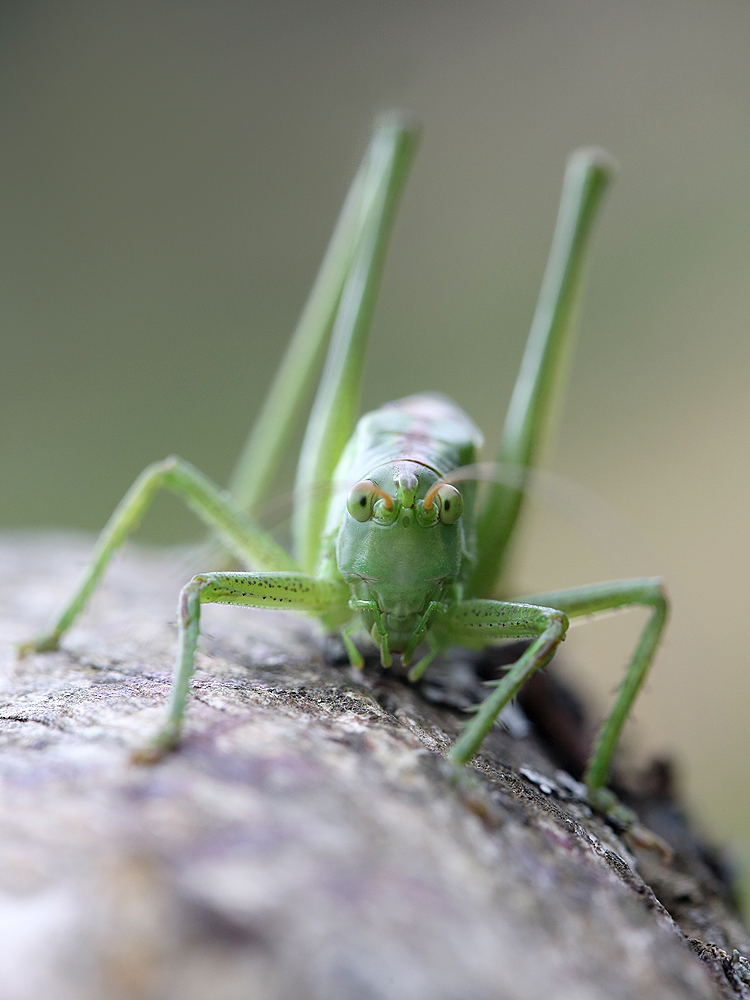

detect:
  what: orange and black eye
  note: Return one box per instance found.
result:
[424,483,463,524]
[346,480,393,522]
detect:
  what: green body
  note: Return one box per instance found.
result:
[322,394,480,657]
[20,115,668,817]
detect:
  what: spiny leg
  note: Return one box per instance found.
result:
[228,113,419,523]
[227,122,378,520]
[293,117,420,571]
[135,570,351,761]
[519,577,668,810]
[19,456,298,654]
[437,600,569,765]
[470,148,616,598]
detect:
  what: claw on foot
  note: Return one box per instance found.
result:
[130,726,180,766]
[17,635,60,658]
[624,822,674,863]
[587,785,673,862]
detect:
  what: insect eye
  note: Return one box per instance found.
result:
[434,484,463,524]
[346,480,392,522]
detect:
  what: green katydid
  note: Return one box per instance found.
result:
[20,113,667,812]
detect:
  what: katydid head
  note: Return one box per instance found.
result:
[336,461,466,662]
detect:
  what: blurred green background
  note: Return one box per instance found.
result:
[3,2,750,905]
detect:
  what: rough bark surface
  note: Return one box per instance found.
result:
[1,532,748,1000]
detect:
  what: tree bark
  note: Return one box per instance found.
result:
[1,532,748,1000]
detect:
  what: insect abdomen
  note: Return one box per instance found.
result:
[341,393,483,478]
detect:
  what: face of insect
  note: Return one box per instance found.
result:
[336,462,465,658]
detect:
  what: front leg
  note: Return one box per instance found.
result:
[136,571,350,761]
[519,577,668,808]
[435,599,569,765]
